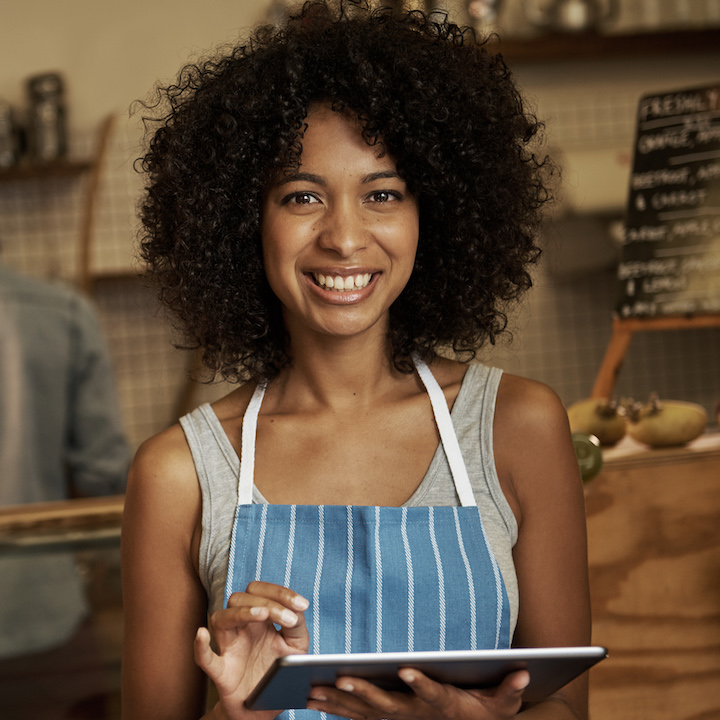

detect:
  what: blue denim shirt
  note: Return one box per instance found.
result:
[0,265,130,657]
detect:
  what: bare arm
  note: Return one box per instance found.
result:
[121,424,311,720]
[121,427,209,720]
[494,375,592,720]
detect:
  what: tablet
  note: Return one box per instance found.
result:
[245,645,607,710]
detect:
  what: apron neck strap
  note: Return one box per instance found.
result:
[237,357,476,507]
[237,380,267,503]
[412,354,476,507]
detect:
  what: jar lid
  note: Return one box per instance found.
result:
[27,73,64,98]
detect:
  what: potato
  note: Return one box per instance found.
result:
[566,398,626,446]
[625,393,707,447]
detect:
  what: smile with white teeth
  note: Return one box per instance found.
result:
[314,272,372,292]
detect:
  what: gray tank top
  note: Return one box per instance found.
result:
[180,362,519,634]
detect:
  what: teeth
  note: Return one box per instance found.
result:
[315,273,372,292]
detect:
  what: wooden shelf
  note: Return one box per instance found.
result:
[0,115,116,292]
[0,159,92,182]
[488,27,720,62]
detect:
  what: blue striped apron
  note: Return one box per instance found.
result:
[224,356,511,718]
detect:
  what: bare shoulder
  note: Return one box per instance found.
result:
[130,422,197,490]
[495,373,570,439]
[124,422,200,541]
[493,373,580,522]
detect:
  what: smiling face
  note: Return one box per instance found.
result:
[261,103,419,344]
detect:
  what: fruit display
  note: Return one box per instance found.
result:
[623,393,708,448]
[566,398,626,446]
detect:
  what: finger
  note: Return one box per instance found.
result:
[400,666,528,717]
[225,583,309,630]
[209,603,269,634]
[242,581,310,613]
[194,626,223,680]
[307,683,377,718]
[474,669,528,716]
[217,602,299,628]
[398,667,450,707]
[332,676,413,717]
[213,597,302,632]
[495,669,530,697]
[279,605,308,647]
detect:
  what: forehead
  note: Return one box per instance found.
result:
[297,103,392,169]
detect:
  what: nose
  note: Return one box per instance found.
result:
[316,203,368,258]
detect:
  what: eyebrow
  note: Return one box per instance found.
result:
[274,172,326,187]
[272,170,404,187]
[362,171,404,184]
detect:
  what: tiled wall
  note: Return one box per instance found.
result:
[1,88,718,452]
[485,266,720,421]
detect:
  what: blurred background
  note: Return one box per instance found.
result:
[2,0,719,450]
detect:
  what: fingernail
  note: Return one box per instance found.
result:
[293,594,309,611]
[281,609,298,626]
[338,681,354,692]
[250,606,264,617]
[309,691,327,702]
[403,671,416,683]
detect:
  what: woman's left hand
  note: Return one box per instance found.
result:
[306,667,529,719]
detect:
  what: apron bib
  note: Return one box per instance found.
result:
[224,356,511,719]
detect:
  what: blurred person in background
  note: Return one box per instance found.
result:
[0,259,130,719]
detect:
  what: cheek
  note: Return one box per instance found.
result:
[261,222,293,273]
[261,214,311,263]
[260,227,308,308]
[380,210,419,255]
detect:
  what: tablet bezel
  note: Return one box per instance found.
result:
[245,645,607,710]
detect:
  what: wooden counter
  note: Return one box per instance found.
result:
[586,432,720,720]
[0,495,124,555]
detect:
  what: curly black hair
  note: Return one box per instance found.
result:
[138,0,551,382]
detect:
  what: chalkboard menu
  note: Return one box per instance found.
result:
[617,83,720,317]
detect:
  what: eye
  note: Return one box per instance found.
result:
[367,190,400,203]
[283,192,320,205]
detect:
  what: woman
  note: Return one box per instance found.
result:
[121,3,591,719]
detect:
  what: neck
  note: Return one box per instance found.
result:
[269,329,414,412]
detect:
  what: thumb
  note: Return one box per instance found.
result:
[280,609,309,651]
[494,669,530,706]
[194,626,224,681]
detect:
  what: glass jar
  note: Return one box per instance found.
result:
[26,73,67,163]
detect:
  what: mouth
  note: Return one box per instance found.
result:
[312,272,374,292]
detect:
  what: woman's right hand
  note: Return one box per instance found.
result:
[194,581,310,720]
